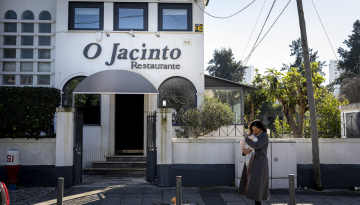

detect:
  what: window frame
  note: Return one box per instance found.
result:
[68,2,104,30]
[113,3,148,31]
[158,3,192,32]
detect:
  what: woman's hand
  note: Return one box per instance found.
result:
[243,148,252,155]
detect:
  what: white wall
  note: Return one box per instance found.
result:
[295,138,360,164]
[173,137,239,164]
[0,138,56,165]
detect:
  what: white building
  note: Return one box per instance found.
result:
[329,59,343,94]
[242,65,254,84]
[0,0,257,187]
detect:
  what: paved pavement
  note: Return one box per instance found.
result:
[35,175,360,205]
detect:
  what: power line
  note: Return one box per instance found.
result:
[310,0,338,61]
[243,0,277,66]
[194,0,256,19]
[242,0,292,66]
[241,0,267,62]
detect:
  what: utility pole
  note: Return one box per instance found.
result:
[296,0,322,190]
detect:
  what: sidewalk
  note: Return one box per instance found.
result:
[34,175,360,205]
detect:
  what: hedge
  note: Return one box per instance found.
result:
[0,87,61,139]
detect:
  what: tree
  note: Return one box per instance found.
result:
[311,88,349,138]
[244,69,269,123]
[174,97,235,138]
[339,74,360,103]
[274,87,348,138]
[266,63,325,137]
[206,48,246,83]
[281,38,326,76]
[335,20,360,83]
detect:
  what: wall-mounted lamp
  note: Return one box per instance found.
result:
[162,99,167,108]
[105,30,110,37]
[128,30,135,37]
[155,31,160,37]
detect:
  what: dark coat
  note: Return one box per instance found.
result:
[238,132,270,201]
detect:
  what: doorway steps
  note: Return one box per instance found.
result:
[83,155,146,176]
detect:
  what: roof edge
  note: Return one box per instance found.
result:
[205,74,257,91]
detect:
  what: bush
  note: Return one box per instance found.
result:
[175,97,235,138]
[0,87,61,139]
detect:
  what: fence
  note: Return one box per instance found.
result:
[172,112,360,138]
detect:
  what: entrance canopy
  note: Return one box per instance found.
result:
[73,70,158,95]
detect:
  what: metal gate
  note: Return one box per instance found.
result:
[74,109,83,184]
[146,111,157,184]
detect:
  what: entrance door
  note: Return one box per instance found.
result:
[115,94,144,154]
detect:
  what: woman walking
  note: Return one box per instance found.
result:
[238,120,270,205]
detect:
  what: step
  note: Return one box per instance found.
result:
[92,161,146,168]
[106,155,146,162]
[83,167,146,176]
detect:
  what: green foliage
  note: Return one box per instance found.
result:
[334,20,360,85]
[274,116,292,135]
[244,69,269,122]
[273,88,349,138]
[206,48,246,83]
[281,38,326,76]
[63,76,100,107]
[175,97,235,138]
[266,63,325,136]
[0,87,61,139]
[259,100,282,116]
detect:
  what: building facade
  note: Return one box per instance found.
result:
[329,59,343,95]
[242,65,254,84]
[1,0,259,187]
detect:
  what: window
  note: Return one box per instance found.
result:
[335,72,337,74]
[2,9,54,87]
[2,75,15,85]
[21,49,33,58]
[4,23,17,32]
[335,69,337,71]
[38,62,50,72]
[38,75,50,85]
[22,11,34,20]
[39,24,51,33]
[62,76,101,125]
[38,36,51,45]
[21,36,33,45]
[158,4,192,31]
[69,2,104,30]
[22,23,34,32]
[3,62,16,71]
[5,10,17,19]
[4,36,16,45]
[39,11,51,20]
[20,62,33,72]
[114,3,148,31]
[38,49,51,59]
[158,77,196,113]
[3,49,16,58]
[20,75,33,85]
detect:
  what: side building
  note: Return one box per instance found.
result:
[242,65,254,84]
[329,59,343,95]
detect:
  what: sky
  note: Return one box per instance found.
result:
[203,0,360,85]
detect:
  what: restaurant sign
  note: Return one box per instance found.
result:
[83,43,182,69]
